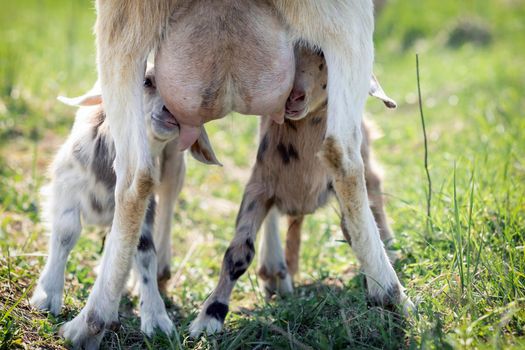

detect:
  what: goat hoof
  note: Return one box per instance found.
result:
[60,309,107,350]
[189,300,228,338]
[107,318,121,332]
[141,309,174,337]
[258,264,293,298]
[30,284,63,316]
[367,282,416,317]
[189,315,224,338]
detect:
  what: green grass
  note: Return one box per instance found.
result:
[1,0,524,348]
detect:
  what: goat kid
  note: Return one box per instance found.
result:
[257,47,398,297]
[190,45,400,334]
[31,67,219,336]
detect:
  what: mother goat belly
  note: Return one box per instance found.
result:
[154,0,295,140]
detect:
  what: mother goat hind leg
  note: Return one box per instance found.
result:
[323,108,412,312]
[59,2,173,348]
[276,0,413,313]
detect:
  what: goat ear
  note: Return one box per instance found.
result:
[189,127,222,166]
[57,81,102,107]
[369,74,397,109]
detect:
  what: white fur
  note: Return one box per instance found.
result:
[31,75,180,337]
[133,220,174,335]
[190,315,224,338]
[153,140,186,284]
[257,208,293,298]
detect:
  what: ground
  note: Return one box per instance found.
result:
[1,0,524,349]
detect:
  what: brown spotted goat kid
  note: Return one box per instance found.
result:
[31,67,219,336]
[190,46,403,335]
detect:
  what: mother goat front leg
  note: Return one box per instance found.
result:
[59,2,172,348]
[277,0,413,313]
[318,7,413,314]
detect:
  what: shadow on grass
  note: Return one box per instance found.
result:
[194,277,411,350]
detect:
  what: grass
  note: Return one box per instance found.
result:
[1,0,524,348]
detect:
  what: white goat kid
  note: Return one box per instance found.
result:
[31,67,219,336]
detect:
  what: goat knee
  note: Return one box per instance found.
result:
[322,136,364,177]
